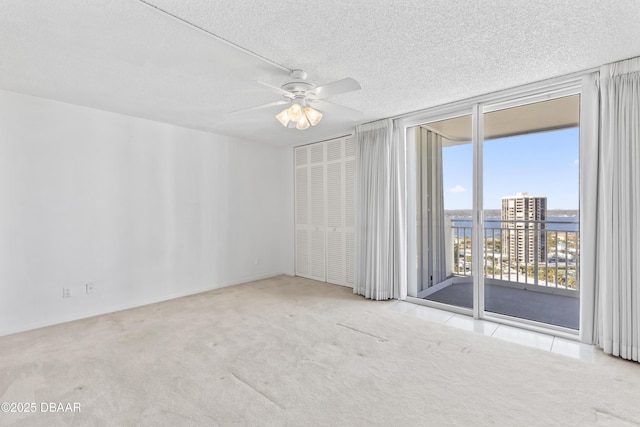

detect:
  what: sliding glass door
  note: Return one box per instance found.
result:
[482,95,580,329]
[410,84,582,332]
[414,113,474,313]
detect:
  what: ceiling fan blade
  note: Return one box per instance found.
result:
[229,100,289,114]
[310,99,363,117]
[309,78,361,100]
[257,81,294,98]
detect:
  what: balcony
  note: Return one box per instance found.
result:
[422,219,579,329]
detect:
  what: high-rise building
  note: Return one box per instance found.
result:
[501,192,547,264]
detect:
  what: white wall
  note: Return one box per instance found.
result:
[0,89,294,336]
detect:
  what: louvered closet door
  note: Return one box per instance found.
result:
[295,136,355,287]
[326,138,345,285]
[344,136,356,287]
[295,146,311,278]
[308,143,326,281]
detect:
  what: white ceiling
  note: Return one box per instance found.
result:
[1,0,639,146]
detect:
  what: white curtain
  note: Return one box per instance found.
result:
[592,57,640,361]
[579,72,600,344]
[354,119,407,300]
[422,129,447,285]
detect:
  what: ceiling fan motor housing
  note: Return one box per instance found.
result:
[281,69,315,96]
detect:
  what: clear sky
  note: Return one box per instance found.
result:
[442,127,579,210]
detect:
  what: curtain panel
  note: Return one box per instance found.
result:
[354,119,407,300]
[579,72,600,344]
[594,57,640,361]
[423,129,447,285]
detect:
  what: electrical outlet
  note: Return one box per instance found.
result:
[62,288,71,298]
[85,283,95,294]
[254,258,259,265]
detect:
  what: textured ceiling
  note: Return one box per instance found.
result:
[1,0,639,146]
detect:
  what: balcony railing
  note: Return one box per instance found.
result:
[452,219,579,292]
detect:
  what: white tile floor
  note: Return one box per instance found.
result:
[388,301,595,361]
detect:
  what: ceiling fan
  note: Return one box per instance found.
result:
[234,70,362,130]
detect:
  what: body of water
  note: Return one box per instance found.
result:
[451,216,578,237]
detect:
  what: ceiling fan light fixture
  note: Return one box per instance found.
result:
[275,109,290,127]
[304,106,323,126]
[287,103,303,122]
[296,114,310,130]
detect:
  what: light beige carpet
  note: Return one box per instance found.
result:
[1,275,640,426]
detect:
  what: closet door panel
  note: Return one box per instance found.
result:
[345,231,356,286]
[294,146,312,278]
[311,229,326,280]
[308,145,326,282]
[344,137,357,287]
[295,229,309,275]
[326,230,344,284]
[294,136,355,287]
[326,157,344,285]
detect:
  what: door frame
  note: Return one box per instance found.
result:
[401,71,589,338]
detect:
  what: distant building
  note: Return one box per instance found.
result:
[501,192,547,264]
